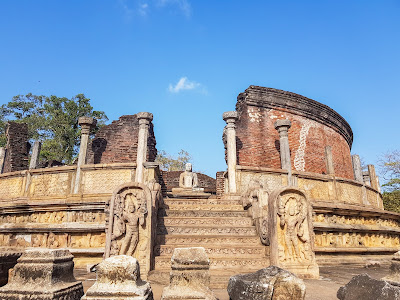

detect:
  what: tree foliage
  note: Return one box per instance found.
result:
[155,149,192,171]
[379,150,400,212]
[0,93,107,164]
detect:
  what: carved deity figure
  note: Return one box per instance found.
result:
[107,187,147,257]
[278,195,310,262]
[179,163,199,188]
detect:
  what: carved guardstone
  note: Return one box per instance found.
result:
[161,247,218,300]
[268,187,319,279]
[82,255,153,300]
[171,163,211,198]
[0,248,83,299]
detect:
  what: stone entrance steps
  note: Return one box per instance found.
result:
[150,196,270,288]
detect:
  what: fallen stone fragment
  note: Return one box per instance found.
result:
[227,265,306,300]
[337,273,400,300]
[82,255,153,300]
[161,247,218,300]
[383,251,400,285]
[0,248,83,300]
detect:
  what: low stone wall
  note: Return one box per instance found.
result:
[0,163,138,267]
[236,166,400,263]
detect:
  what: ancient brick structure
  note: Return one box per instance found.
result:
[160,170,216,194]
[87,114,157,164]
[3,122,30,173]
[233,86,354,179]
[215,171,225,197]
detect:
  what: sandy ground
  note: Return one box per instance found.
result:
[76,265,391,300]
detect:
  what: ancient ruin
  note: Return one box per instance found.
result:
[0,86,398,294]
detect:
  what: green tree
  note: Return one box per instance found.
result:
[0,93,107,164]
[379,150,400,212]
[155,149,192,171]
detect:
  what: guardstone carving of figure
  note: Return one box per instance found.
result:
[106,186,148,258]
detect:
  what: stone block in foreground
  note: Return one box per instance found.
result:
[0,248,83,300]
[227,266,306,300]
[161,247,218,300]
[82,255,153,300]
[383,250,400,285]
[337,274,400,300]
[0,250,23,287]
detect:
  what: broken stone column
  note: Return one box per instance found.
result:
[351,154,363,182]
[223,111,238,194]
[368,164,379,191]
[363,171,371,186]
[382,251,400,285]
[29,141,41,169]
[73,117,96,194]
[135,112,153,183]
[82,255,153,300]
[161,247,217,300]
[228,266,306,300]
[0,147,5,174]
[3,121,30,173]
[325,146,334,175]
[0,248,84,299]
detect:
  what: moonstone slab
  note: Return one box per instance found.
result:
[227,266,306,300]
[82,255,153,300]
[0,248,84,300]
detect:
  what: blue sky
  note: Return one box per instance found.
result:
[0,1,399,177]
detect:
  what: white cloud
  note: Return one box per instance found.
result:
[157,0,191,18]
[138,3,149,16]
[168,77,201,93]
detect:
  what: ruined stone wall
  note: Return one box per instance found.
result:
[160,171,216,193]
[87,115,157,164]
[3,122,30,173]
[235,86,354,179]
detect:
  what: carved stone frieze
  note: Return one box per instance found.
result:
[157,226,256,235]
[159,217,252,227]
[157,236,260,245]
[314,232,400,249]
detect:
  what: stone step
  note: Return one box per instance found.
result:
[163,204,244,211]
[154,256,269,272]
[156,235,261,246]
[148,269,265,289]
[158,217,253,227]
[157,226,257,236]
[155,244,266,257]
[163,198,242,206]
[159,209,249,218]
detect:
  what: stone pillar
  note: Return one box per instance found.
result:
[352,154,363,182]
[0,147,5,174]
[135,112,153,183]
[223,111,238,194]
[274,120,292,185]
[82,255,153,300]
[325,146,334,175]
[73,117,96,194]
[29,141,41,169]
[0,249,83,299]
[368,164,379,191]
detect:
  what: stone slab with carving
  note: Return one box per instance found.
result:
[268,187,319,279]
[337,274,400,300]
[227,266,306,300]
[161,247,218,300]
[0,248,83,299]
[82,255,153,299]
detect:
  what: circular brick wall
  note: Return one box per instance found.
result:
[235,86,354,179]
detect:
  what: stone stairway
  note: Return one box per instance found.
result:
[148,196,269,288]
